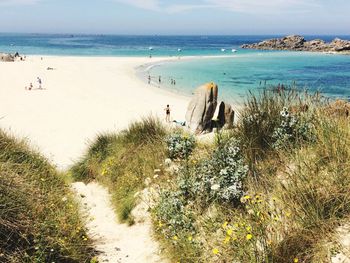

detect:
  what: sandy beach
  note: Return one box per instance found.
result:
[0,56,189,169]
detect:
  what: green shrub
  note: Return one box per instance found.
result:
[166,133,196,160]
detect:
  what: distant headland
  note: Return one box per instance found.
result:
[241,35,350,54]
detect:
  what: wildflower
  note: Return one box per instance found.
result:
[294,258,299,263]
[211,184,220,191]
[173,236,178,241]
[158,222,163,228]
[227,228,233,236]
[222,221,228,228]
[61,197,68,202]
[246,234,253,240]
[224,236,231,244]
[246,226,252,232]
[212,248,219,255]
[285,211,292,217]
[188,236,193,241]
[244,195,251,200]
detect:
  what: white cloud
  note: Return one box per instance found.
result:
[112,0,321,14]
[204,0,320,13]
[0,0,40,5]
[112,0,161,11]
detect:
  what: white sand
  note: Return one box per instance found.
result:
[72,182,166,263]
[0,56,189,169]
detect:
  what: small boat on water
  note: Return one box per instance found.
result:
[178,48,182,52]
[232,49,237,53]
[221,48,226,52]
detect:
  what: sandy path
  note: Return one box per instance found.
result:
[72,182,166,263]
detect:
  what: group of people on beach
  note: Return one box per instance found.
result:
[147,75,177,86]
[25,77,43,91]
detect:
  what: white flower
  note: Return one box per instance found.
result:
[164,158,172,167]
[145,177,151,186]
[211,184,220,191]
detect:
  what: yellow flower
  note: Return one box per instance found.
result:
[222,221,228,228]
[173,236,178,241]
[223,236,231,244]
[244,195,251,200]
[285,211,292,217]
[293,258,299,263]
[158,222,163,228]
[188,236,193,241]
[246,234,253,240]
[226,228,233,236]
[212,248,219,255]
[246,226,252,232]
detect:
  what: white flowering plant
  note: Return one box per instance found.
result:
[273,107,316,149]
[166,133,196,160]
[189,138,248,204]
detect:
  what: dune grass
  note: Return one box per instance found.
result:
[150,90,350,263]
[69,90,349,262]
[0,130,95,262]
[70,116,168,224]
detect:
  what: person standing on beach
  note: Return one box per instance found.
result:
[159,76,161,84]
[148,75,151,84]
[164,105,171,123]
[37,77,42,89]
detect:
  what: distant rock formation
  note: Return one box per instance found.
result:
[185,82,218,133]
[241,35,350,53]
[217,101,235,129]
[0,53,15,62]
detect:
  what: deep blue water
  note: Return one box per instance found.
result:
[1,33,349,57]
[1,33,349,100]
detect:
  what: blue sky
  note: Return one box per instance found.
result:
[0,0,349,34]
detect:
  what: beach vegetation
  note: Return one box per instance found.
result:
[0,130,95,262]
[70,88,350,262]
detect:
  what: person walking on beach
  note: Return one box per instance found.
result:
[148,75,151,84]
[159,76,161,84]
[164,105,171,123]
[37,77,42,89]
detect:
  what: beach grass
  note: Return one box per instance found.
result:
[0,130,95,262]
[70,116,168,224]
[69,89,349,262]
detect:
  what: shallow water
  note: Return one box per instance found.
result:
[149,52,350,103]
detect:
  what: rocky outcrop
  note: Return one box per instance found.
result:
[0,53,15,62]
[185,82,218,134]
[217,101,235,129]
[241,35,350,53]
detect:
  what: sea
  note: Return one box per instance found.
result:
[1,33,349,102]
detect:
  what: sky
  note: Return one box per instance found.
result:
[0,0,349,35]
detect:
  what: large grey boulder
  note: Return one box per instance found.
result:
[0,53,14,62]
[185,82,218,134]
[217,101,235,129]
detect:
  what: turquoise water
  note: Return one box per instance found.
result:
[149,52,350,103]
[1,34,349,101]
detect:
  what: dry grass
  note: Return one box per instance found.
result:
[0,130,95,262]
